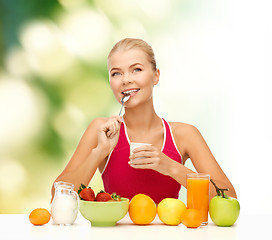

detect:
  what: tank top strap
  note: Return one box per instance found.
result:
[114,122,129,150]
[162,118,183,163]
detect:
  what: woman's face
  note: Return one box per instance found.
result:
[108,49,160,108]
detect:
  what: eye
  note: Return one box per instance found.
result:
[111,72,120,77]
[133,68,142,73]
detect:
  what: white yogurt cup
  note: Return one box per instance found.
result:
[130,142,152,160]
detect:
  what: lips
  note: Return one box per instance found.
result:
[121,88,140,96]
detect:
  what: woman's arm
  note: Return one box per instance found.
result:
[130,123,237,199]
[51,116,122,201]
[172,123,237,199]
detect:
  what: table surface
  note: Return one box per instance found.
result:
[0,213,269,240]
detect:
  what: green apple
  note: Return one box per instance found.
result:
[209,179,240,227]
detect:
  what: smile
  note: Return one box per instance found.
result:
[121,89,140,96]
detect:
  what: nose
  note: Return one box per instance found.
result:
[121,72,132,85]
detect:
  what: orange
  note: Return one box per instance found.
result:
[181,209,202,228]
[129,194,156,225]
[29,208,51,225]
[157,198,186,225]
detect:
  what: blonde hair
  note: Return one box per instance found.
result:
[108,38,157,71]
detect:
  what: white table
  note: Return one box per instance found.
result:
[0,213,268,240]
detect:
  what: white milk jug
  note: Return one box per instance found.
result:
[51,181,79,225]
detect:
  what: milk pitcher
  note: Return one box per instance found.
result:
[51,181,79,225]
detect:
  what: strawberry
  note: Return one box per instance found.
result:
[95,190,112,202]
[111,192,121,201]
[78,184,95,201]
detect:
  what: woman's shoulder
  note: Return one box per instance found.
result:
[79,117,110,143]
[168,121,200,139]
[84,117,109,134]
[86,115,123,133]
[167,121,201,159]
[89,117,108,126]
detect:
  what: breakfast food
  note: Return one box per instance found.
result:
[129,194,156,225]
[78,184,121,202]
[157,198,187,226]
[209,179,240,227]
[95,191,112,202]
[29,208,51,225]
[111,192,122,201]
[181,209,202,228]
[78,184,95,201]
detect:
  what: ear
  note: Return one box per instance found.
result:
[153,69,160,85]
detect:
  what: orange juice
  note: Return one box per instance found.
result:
[187,174,210,225]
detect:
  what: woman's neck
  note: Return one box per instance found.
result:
[123,99,161,131]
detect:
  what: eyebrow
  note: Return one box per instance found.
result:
[110,63,144,72]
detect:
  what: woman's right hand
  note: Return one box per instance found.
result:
[97,115,123,154]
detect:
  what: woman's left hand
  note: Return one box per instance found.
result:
[129,145,175,176]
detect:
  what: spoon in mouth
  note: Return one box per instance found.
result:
[119,95,130,116]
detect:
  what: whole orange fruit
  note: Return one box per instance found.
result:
[29,208,51,225]
[129,194,156,225]
[181,209,202,228]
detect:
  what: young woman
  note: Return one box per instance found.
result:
[51,38,236,203]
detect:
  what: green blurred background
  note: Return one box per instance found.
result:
[0,0,270,214]
[0,0,196,213]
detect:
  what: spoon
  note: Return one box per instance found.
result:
[119,95,130,116]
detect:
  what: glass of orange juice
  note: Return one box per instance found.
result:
[187,173,210,225]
